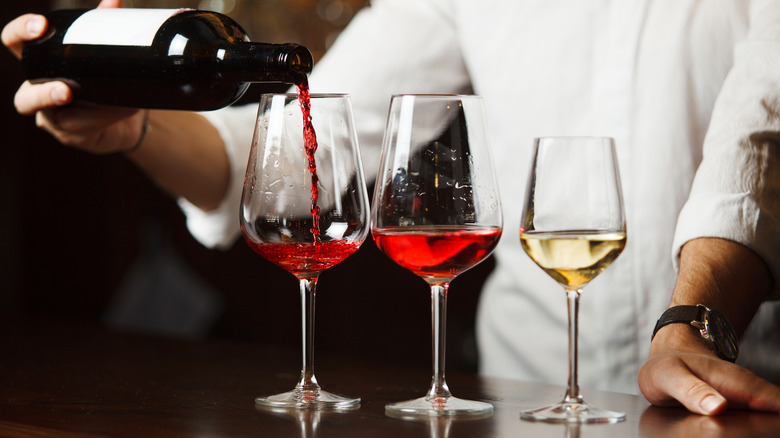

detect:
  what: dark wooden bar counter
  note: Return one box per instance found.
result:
[1,317,778,438]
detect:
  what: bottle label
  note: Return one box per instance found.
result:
[63,9,190,46]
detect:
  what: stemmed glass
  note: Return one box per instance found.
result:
[519,136,626,423]
[241,93,370,409]
[372,94,503,416]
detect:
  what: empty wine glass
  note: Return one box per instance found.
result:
[241,93,370,409]
[372,94,503,416]
[519,136,626,423]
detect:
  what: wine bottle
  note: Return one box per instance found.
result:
[21,8,314,110]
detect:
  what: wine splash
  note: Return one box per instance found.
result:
[296,80,321,243]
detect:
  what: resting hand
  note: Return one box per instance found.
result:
[2,0,145,154]
[639,325,780,415]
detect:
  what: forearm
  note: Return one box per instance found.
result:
[664,237,772,339]
[650,237,772,362]
[126,110,229,211]
[639,237,780,415]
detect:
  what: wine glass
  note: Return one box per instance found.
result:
[519,136,627,423]
[241,93,370,409]
[372,94,503,416]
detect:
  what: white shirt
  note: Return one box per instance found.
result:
[181,0,780,394]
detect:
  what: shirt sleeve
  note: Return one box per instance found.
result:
[309,0,471,180]
[178,0,470,249]
[673,0,780,294]
[177,105,256,250]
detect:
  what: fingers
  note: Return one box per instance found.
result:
[44,105,138,135]
[37,105,142,153]
[2,3,120,58]
[711,363,780,413]
[98,0,123,8]
[14,80,72,115]
[1,14,47,58]
[639,355,727,415]
[640,352,780,416]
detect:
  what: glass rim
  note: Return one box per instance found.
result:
[260,92,351,99]
[534,136,615,141]
[390,93,482,99]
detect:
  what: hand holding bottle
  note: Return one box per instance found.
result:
[2,1,233,211]
[2,0,147,155]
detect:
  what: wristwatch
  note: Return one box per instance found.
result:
[651,304,739,362]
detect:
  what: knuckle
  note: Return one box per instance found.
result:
[0,20,17,47]
[58,133,81,148]
[14,89,33,116]
[15,82,49,116]
[34,116,46,129]
[681,380,708,399]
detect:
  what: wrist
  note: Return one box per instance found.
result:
[650,304,739,362]
[650,323,714,357]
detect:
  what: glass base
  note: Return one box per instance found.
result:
[520,401,625,424]
[386,395,494,417]
[255,388,360,410]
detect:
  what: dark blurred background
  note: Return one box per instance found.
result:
[0,0,493,372]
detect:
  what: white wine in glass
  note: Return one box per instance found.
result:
[519,136,627,423]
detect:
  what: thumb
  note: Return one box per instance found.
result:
[664,373,727,415]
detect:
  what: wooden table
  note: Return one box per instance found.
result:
[1,317,778,437]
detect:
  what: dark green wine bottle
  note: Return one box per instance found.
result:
[22,8,314,110]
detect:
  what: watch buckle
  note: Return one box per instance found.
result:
[690,309,713,341]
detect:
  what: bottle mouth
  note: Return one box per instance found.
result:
[283,44,314,75]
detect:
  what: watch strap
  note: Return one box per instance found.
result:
[652,304,738,362]
[651,305,701,340]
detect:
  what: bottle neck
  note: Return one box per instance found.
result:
[223,42,313,85]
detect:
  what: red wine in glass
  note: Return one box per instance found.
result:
[241,93,369,409]
[372,225,501,280]
[372,94,502,416]
[243,239,361,278]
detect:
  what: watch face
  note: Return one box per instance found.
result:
[704,309,739,362]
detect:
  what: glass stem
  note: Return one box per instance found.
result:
[297,276,321,394]
[564,288,584,404]
[427,283,452,400]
